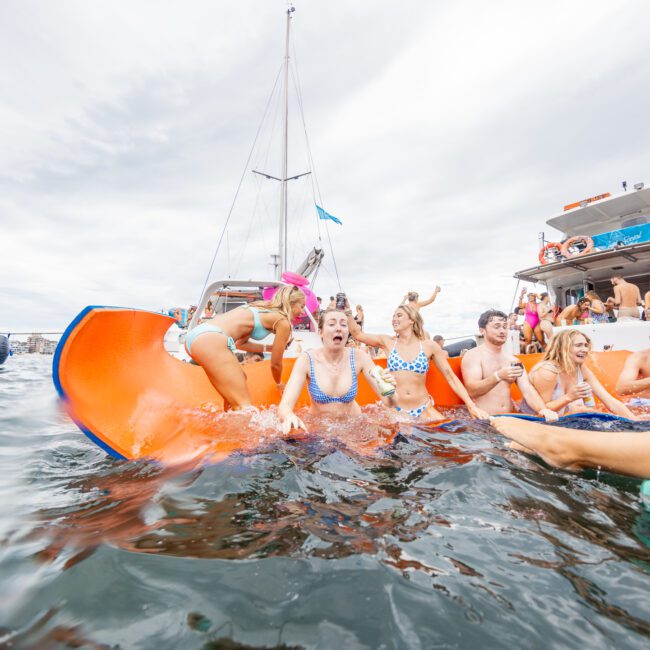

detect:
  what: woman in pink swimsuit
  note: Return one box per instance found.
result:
[519,289,545,351]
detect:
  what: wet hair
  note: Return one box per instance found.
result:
[542,329,591,374]
[394,304,425,340]
[585,290,601,302]
[250,285,304,322]
[318,308,348,331]
[478,309,507,329]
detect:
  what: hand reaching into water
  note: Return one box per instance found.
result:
[281,413,307,435]
[467,403,490,420]
[539,408,559,422]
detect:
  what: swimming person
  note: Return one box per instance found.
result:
[522,329,636,419]
[347,303,489,420]
[185,285,306,409]
[461,309,558,421]
[278,308,396,434]
[491,417,650,479]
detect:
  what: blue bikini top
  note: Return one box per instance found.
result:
[387,339,429,375]
[242,305,279,340]
[306,349,358,404]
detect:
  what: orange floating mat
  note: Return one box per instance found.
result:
[53,307,632,463]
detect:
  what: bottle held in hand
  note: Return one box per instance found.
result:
[370,365,396,397]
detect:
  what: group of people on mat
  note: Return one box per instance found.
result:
[183,284,650,480]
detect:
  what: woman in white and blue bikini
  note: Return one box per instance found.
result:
[348,304,489,421]
[185,285,306,410]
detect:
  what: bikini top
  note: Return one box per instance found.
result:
[387,339,429,375]
[241,305,280,340]
[306,349,358,404]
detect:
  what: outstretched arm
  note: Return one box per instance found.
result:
[516,372,558,421]
[277,354,310,434]
[347,311,390,349]
[416,286,441,308]
[616,354,650,395]
[431,343,489,418]
[269,320,292,388]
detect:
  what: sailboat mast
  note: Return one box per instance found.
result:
[278,6,294,279]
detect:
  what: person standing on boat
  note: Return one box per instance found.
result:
[347,303,489,421]
[519,289,545,350]
[584,290,608,324]
[616,348,650,406]
[354,305,365,331]
[522,329,635,418]
[278,309,396,434]
[185,285,306,409]
[402,286,441,312]
[611,274,642,320]
[537,292,556,344]
[460,310,558,421]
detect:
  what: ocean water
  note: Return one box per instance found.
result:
[1,354,649,649]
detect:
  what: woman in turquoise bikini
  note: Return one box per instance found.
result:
[185,285,306,409]
[348,304,489,421]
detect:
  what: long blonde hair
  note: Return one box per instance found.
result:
[542,329,591,374]
[395,304,425,340]
[250,285,304,321]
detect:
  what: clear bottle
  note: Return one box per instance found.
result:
[370,365,396,397]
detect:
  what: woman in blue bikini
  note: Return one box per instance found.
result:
[278,308,396,434]
[348,304,489,421]
[185,285,306,409]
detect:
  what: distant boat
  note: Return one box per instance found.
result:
[0,334,10,365]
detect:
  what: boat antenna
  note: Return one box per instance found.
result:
[278,4,296,278]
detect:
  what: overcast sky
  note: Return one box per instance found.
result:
[1,0,649,339]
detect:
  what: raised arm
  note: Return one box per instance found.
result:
[346,311,391,349]
[277,353,310,434]
[430,343,489,419]
[616,354,650,395]
[416,286,441,309]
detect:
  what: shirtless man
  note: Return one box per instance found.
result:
[616,348,650,405]
[461,309,558,421]
[611,274,641,320]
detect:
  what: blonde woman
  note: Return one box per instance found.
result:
[348,303,488,421]
[521,329,635,418]
[185,285,306,409]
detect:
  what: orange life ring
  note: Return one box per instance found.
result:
[561,235,594,258]
[538,242,563,265]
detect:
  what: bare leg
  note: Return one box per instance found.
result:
[492,416,650,478]
[539,320,553,345]
[533,325,545,350]
[522,322,533,346]
[190,334,252,409]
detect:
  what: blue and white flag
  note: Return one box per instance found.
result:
[316,204,342,225]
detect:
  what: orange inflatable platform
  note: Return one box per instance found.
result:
[53,307,632,464]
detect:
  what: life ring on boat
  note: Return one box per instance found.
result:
[561,235,594,258]
[538,242,563,265]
